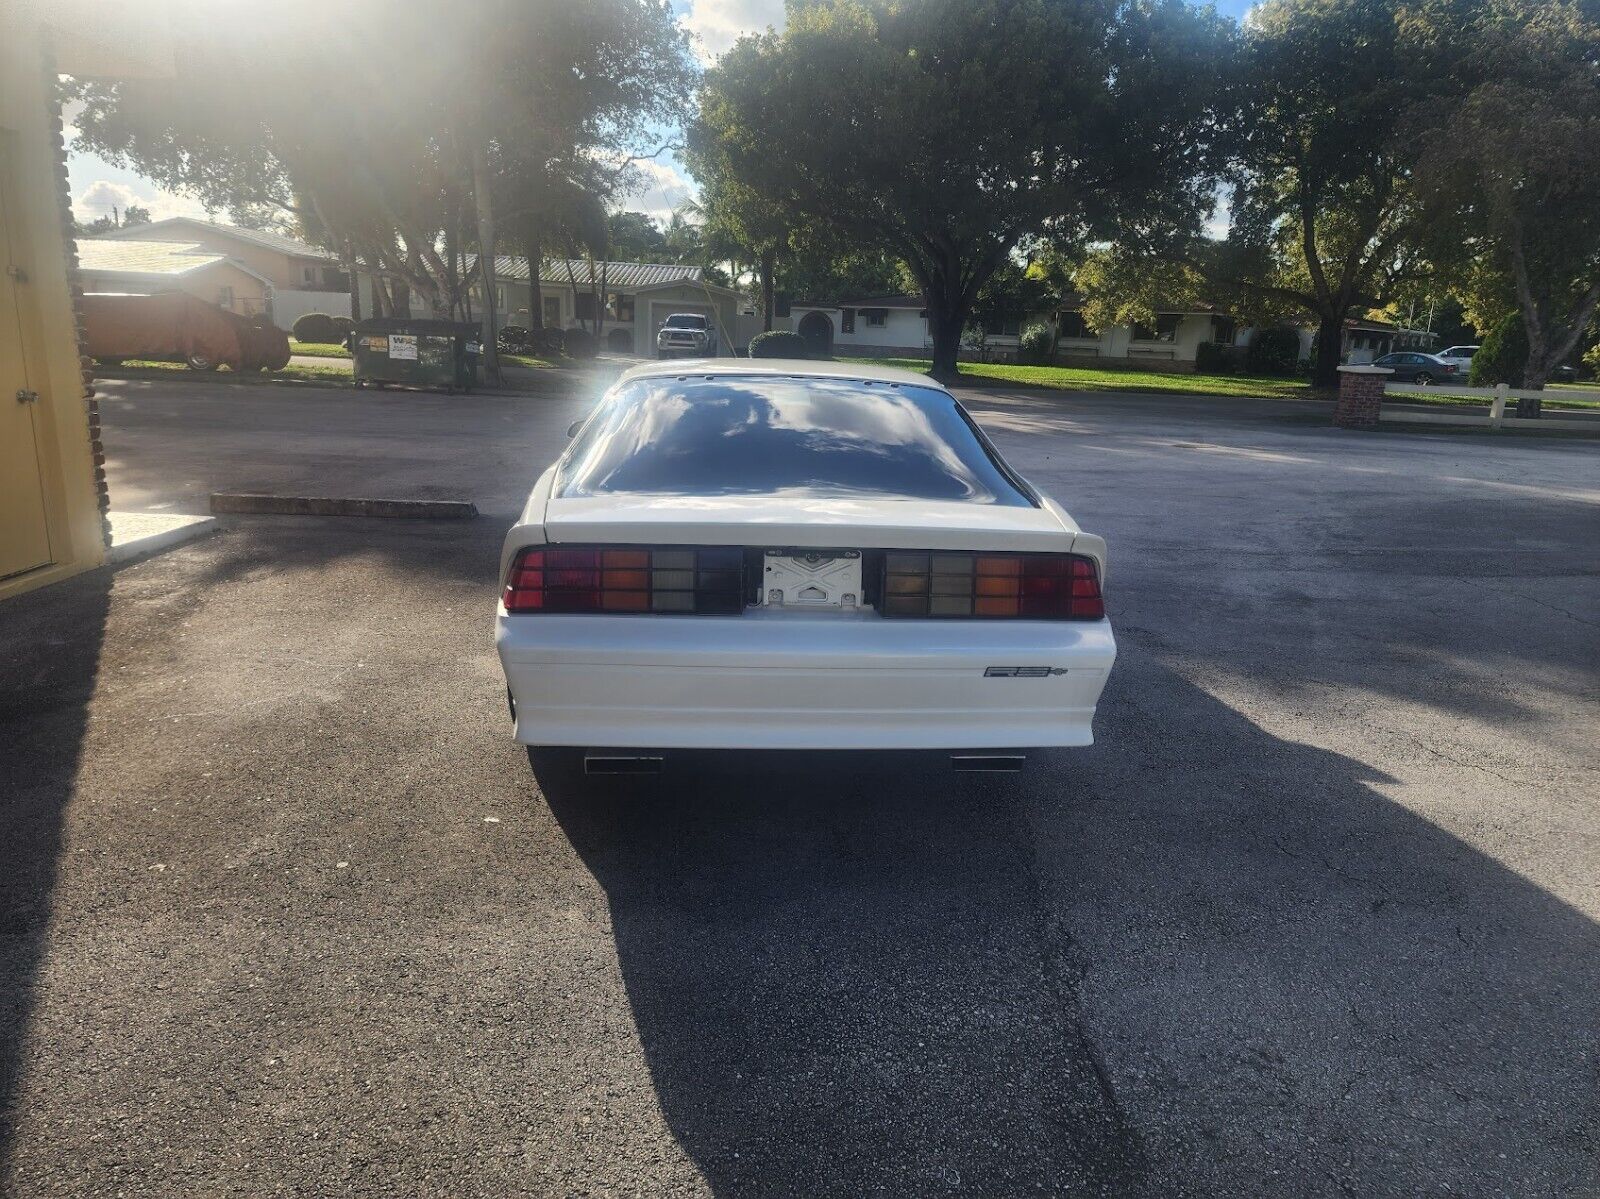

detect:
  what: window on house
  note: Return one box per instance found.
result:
[1059,310,1092,338]
[864,308,888,327]
[303,266,317,284]
[1131,321,1155,341]
[609,293,635,323]
[1154,313,1182,341]
[1213,315,1237,344]
[575,292,597,321]
[216,286,234,309]
[543,296,562,326]
[841,308,856,333]
[982,313,1022,336]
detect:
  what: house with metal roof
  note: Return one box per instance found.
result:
[98,217,350,326]
[77,239,276,319]
[465,256,746,357]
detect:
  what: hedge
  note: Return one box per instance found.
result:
[291,312,339,343]
[748,329,809,359]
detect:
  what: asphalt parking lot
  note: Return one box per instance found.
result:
[2,374,1597,1196]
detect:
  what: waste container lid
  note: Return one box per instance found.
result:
[353,318,479,337]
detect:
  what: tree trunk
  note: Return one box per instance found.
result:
[343,241,361,324]
[526,232,543,332]
[926,304,963,381]
[369,275,389,319]
[759,248,776,332]
[391,280,409,319]
[1517,362,1546,418]
[1313,312,1343,389]
[469,142,500,385]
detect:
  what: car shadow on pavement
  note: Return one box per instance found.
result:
[0,570,111,1174]
[539,749,1145,1195]
[536,657,1600,1197]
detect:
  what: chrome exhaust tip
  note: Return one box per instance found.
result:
[584,754,665,776]
[950,753,1027,773]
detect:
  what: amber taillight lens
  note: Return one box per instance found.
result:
[881,551,1104,619]
[502,546,745,614]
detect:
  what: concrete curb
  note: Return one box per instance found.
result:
[209,494,479,519]
[107,512,219,563]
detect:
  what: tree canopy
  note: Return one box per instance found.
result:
[69,0,694,378]
[1410,0,1600,407]
[693,0,1233,377]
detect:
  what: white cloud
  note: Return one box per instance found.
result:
[617,158,700,223]
[678,0,785,61]
[74,178,209,226]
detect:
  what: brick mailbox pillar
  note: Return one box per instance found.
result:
[1333,364,1394,429]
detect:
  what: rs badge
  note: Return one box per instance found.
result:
[984,666,1068,677]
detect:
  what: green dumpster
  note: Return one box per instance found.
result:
[351,318,481,393]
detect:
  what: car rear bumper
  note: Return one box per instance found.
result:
[496,609,1116,750]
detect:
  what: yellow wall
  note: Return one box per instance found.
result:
[0,10,110,601]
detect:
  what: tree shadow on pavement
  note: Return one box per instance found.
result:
[537,657,1600,1197]
[0,570,110,1177]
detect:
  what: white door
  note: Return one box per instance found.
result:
[0,132,53,581]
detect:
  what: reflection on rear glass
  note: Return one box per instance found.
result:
[559,376,1033,506]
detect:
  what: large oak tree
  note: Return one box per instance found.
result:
[693,0,1231,379]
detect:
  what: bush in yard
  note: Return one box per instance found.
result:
[562,327,596,358]
[498,325,531,354]
[1246,326,1301,375]
[1470,313,1529,387]
[748,329,809,359]
[1018,324,1053,365]
[291,312,338,344]
[1194,340,1234,375]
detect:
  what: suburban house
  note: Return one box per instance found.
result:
[99,217,351,325]
[464,257,746,356]
[782,293,1432,369]
[2,0,173,600]
[77,238,275,318]
[784,293,1232,369]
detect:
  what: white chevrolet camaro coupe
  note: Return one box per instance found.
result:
[495,360,1116,773]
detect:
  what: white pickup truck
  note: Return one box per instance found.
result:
[655,312,719,358]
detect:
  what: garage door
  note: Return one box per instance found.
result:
[649,301,721,357]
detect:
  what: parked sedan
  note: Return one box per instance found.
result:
[1371,351,1462,384]
[496,360,1116,772]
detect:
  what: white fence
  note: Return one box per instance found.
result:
[1383,381,1600,432]
[269,288,352,329]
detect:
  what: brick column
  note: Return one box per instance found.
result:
[1333,365,1393,429]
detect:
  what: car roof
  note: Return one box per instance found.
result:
[617,357,948,391]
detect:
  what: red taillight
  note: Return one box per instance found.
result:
[881,551,1104,620]
[502,545,745,615]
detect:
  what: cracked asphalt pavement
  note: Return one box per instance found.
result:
[1,375,1596,1196]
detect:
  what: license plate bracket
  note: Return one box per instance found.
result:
[761,548,863,610]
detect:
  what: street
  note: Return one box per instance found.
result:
[2,375,1597,1196]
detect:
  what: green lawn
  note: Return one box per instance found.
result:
[1394,388,1600,411]
[502,353,558,369]
[287,339,351,358]
[837,358,1600,409]
[104,360,353,384]
[836,358,1317,399]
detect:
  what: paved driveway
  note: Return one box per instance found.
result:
[2,378,1597,1196]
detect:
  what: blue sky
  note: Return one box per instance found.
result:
[67,0,1255,231]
